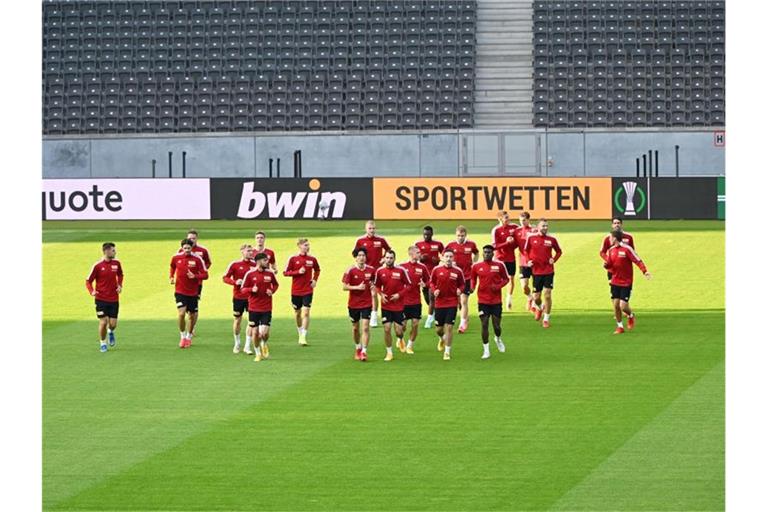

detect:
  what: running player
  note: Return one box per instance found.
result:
[523,219,562,329]
[283,238,321,346]
[512,212,537,313]
[470,245,510,359]
[599,218,636,281]
[415,225,444,328]
[254,230,277,272]
[399,246,430,354]
[430,249,465,361]
[177,229,211,337]
[342,248,376,362]
[491,211,518,310]
[445,225,479,334]
[170,238,209,348]
[222,244,257,354]
[353,220,391,327]
[85,242,124,352]
[603,230,651,334]
[241,253,279,362]
[373,250,411,362]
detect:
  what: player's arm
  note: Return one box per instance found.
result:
[553,239,563,263]
[85,265,97,296]
[493,227,512,249]
[599,236,610,261]
[222,263,237,286]
[282,257,297,276]
[469,266,478,293]
[311,258,321,285]
[456,270,466,295]
[627,247,651,278]
[169,257,177,283]
[269,272,280,294]
[498,264,510,290]
[204,252,211,270]
[472,243,479,263]
[341,271,360,291]
[193,256,209,280]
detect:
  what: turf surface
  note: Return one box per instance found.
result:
[43,220,724,511]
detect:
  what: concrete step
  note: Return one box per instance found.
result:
[475,77,533,88]
[476,34,533,44]
[475,90,534,101]
[476,48,533,57]
[474,103,533,113]
[476,71,533,79]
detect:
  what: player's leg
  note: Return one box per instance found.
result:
[479,310,491,359]
[351,315,361,359]
[521,268,533,311]
[442,320,455,360]
[107,316,118,347]
[370,289,379,327]
[394,317,405,352]
[259,318,272,359]
[542,286,553,327]
[244,324,255,354]
[97,314,108,351]
[188,311,199,340]
[435,319,445,352]
[383,318,394,361]
[249,316,263,361]
[505,262,516,309]
[292,296,302,338]
[406,312,419,354]
[458,290,469,333]
[424,288,435,328]
[177,304,188,347]
[360,316,370,361]
[232,311,243,353]
[491,310,505,352]
[298,304,310,345]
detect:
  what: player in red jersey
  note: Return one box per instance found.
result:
[241,253,279,362]
[603,230,651,334]
[374,250,411,362]
[85,242,124,352]
[512,212,538,312]
[491,211,519,310]
[170,238,209,348]
[353,220,391,328]
[399,246,430,354]
[222,243,257,354]
[523,219,562,329]
[254,230,277,272]
[283,238,321,346]
[415,225,444,329]
[342,248,376,362]
[600,218,636,281]
[470,245,510,359]
[445,225,479,334]
[430,249,465,361]
[176,229,211,338]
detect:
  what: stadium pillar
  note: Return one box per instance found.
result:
[642,154,647,177]
[269,158,273,178]
[647,149,653,176]
[182,151,187,178]
[151,159,156,178]
[636,157,640,178]
[675,145,680,177]
[277,158,280,178]
[654,150,659,177]
[168,151,173,178]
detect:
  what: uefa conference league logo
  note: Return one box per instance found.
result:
[614,181,646,216]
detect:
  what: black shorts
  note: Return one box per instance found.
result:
[478,303,502,318]
[291,293,313,310]
[520,266,533,279]
[380,309,404,325]
[532,273,554,292]
[248,311,272,326]
[422,287,433,305]
[462,281,472,295]
[233,298,248,316]
[175,293,199,313]
[95,300,119,319]
[348,307,372,323]
[434,307,457,326]
[504,261,516,277]
[403,303,422,320]
[610,284,632,302]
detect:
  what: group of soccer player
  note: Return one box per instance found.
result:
[84,214,651,361]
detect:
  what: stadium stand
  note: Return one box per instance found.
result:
[532,0,725,128]
[43,0,478,134]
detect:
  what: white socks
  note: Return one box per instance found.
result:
[234,334,241,347]
[407,340,413,349]
[386,346,393,354]
[617,321,624,328]
[543,313,550,322]
[445,345,452,354]
[355,343,362,350]
[245,335,252,350]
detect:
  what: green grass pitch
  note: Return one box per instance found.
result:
[43,219,724,511]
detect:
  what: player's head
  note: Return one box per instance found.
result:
[254,231,266,246]
[384,249,396,267]
[442,248,455,265]
[482,244,494,262]
[455,225,467,243]
[353,247,367,265]
[181,238,194,254]
[422,225,433,241]
[497,210,509,224]
[102,242,116,259]
[186,230,198,245]
[610,229,623,246]
[612,217,623,230]
[519,211,531,227]
[408,245,421,262]
[254,252,270,269]
[537,219,549,235]
[365,220,376,236]
[297,238,309,254]
[240,243,253,259]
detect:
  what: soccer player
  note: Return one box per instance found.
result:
[170,238,209,348]
[445,225,479,333]
[399,246,430,354]
[85,242,124,352]
[254,230,277,272]
[512,212,537,312]
[430,249,465,361]
[374,250,411,362]
[523,219,562,329]
[353,220,391,327]
[283,238,320,346]
[599,217,636,280]
[177,229,212,337]
[415,225,444,328]
[222,243,257,354]
[470,245,510,359]
[241,253,279,362]
[342,248,376,362]
[603,230,651,334]
[491,211,519,310]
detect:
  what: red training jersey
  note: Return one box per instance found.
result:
[353,235,391,268]
[374,265,411,312]
[177,244,211,270]
[85,258,124,303]
[492,223,519,262]
[470,260,510,306]
[342,264,376,309]
[283,253,321,296]
[605,244,648,287]
[600,232,635,260]
[399,260,430,306]
[170,253,209,296]
[430,264,465,309]
[513,225,536,267]
[241,268,279,312]
[523,234,563,276]
[415,239,444,273]
[445,239,479,277]
[223,258,258,300]
[253,247,276,268]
